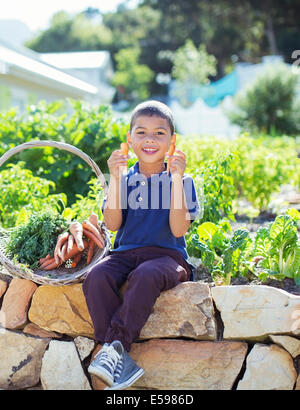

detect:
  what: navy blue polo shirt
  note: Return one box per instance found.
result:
[103,162,200,265]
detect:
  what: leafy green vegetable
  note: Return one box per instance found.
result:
[5,211,69,270]
[254,209,300,284]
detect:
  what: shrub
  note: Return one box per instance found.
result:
[228,63,300,135]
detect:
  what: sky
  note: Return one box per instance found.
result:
[1,0,139,32]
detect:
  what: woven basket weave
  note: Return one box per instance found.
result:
[0,140,111,286]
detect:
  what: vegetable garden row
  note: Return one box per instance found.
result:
[0,100,299,286]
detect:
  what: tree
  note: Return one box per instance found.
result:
[170,40,217,107]
[112,48,154,102]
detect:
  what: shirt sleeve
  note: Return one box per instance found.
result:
[183,175,201,221]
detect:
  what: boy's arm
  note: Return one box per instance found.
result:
[103,175,123,231]
[169,174,191,237]
[103,149,127,231]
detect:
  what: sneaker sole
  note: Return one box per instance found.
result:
[105,368,145,390]
[88,364,114,387]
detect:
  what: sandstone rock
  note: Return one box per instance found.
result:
[0,278,37,329]
[237,343,297,390]
[23,323,62,339]
[269,335,300,358]
[74,336,95,361]
[40,340,91,390]
[129,339,247,390]
[212,285,300,340]
[140,282,217,340]
[0,329,50,389]
[28,284,94,338]
[0,279,7,298]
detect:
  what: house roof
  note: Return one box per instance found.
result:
[40,51,111,69]
[0,39,98,95]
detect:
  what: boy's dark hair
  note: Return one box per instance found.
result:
[130,100,175,135]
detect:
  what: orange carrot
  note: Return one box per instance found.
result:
[39,254,51,264]
[54,232,69,264]
[69,221,84,251]
[89,212,98,227]
[64,239,89,260]
[166,141,176,175]
[60,242,68,262]
[120,142,129,174]
[82,228,104,249]
[86,240,95,265]
[71,252,82,268]
[67,234,74,254]
[41,257,59,269]
[82,220,103,242]
[44,260,60,271]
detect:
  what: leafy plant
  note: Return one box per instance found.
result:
[254,208,300,284]
[5,211,69,270]
[187,219,253,285]
[0,162,66,228]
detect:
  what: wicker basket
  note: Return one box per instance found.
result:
[0,140,111,286]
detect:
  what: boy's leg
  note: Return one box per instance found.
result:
[82,252,133,345]
[104,255,187,351]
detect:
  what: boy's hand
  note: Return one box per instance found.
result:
[107,150,128,178]
[168,149,186,178]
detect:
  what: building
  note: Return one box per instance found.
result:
[0,38,115,113]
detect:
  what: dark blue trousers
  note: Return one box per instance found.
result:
[82,246,190,351]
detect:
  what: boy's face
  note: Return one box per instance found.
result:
[127,115,176,164]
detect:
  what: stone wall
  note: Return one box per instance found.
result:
[1,272,300,390]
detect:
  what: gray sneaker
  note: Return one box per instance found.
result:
[105,350,144,390]
[88,340,124,387]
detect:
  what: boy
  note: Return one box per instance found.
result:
[83,100,200,390]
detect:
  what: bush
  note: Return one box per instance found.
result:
[0,100,128,204]
[228,63,300,135]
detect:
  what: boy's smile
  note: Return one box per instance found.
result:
[127,115,176,176]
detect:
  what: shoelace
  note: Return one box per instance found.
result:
[114,356,124,381]
[94,345,121,374]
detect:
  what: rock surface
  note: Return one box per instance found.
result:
[237,343,297,390]
[269,334,300,358]
[40,340,91,390]
[140,282,217,340]
[28,284,94,338]
[212,285,300,340]
[129,339,248,390]
[0,329,49,390]
[0,278,37,329]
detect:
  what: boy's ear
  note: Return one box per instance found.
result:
[126,132,132,145]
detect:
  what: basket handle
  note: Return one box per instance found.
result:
[0,140,108,196]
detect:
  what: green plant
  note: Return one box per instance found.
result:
[0,162,66,228]
[5,211,69,270]
[228,63,300,135]
[253,208,300,284]
[187,219,253,285]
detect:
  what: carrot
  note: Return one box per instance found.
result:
[120,142,129,174]
[64,239,89,260]
[69,221,84,251]
[166,141,176,175]
[39,254,51,264]
[71,252,82,268]
[60,242,68,262]
[89,212,98,227]
[82,220,103,242]
[86,240,95,265]
[41,257,58,269]
[67,234,74,254]
[44,260,60,271]
[82,228,104,249]
[54,231,69,264]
